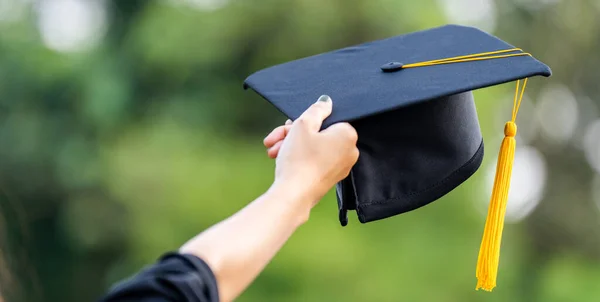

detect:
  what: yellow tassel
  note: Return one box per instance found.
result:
[476,79,527,291]
[391,48,534,292]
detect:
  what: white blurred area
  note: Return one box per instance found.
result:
[181,0,229,11]
[572,96,599,151]
[478,83,581,222]
[0,0,109,53]
[35,0,108,53]
[535,84,579,145]
[3,0,232,55]
[163,0,230,11]
[438,0,497,33]
[482,145,548,223]
[438,0,565,34]
[476,77,600,222]
[583,119,600,175]
[493,94,539,145]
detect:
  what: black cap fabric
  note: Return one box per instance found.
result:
[336,91,483,225]
[243,24,552,226]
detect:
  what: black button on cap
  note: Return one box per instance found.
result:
[381,61,404,72]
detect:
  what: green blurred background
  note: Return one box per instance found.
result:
[1,0,600,301]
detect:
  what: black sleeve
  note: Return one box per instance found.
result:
[99,252,220,302]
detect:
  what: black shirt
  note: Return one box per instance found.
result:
[99,253,219,302]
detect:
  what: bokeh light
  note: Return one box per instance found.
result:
[438,0,497,33]
[481,145,548,223]
[572,95,599,151]
[36,0,107,53]
[184,0,230,11]
[583,119,600,174]
[493,93,540,145]
[535,83,579,145]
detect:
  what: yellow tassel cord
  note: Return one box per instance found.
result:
[476,78,528,291]
[402,48,531,69]
[399,48,534,292]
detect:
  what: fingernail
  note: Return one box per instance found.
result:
[317,95,331,103]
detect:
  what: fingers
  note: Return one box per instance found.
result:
[263,125,292,148]
[349,146,360,164]
[323,122,360,162]
[267,140,283,159]
[264,119,293,158]
[295,95,333,132]
[321,122,358,144]
[321,122,360,177]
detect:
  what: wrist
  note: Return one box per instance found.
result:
[268,179,315,225]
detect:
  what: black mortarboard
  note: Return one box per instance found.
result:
[243,24,551,291]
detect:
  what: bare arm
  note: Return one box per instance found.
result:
[180,95,359,302]
[180,182,311,302]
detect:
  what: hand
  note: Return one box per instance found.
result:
[264,95,359,208]
[263,119,292,159]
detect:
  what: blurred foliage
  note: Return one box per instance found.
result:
[1,0,600,301]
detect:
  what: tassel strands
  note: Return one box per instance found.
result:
[383,47,534,292]
[475,78,528,291]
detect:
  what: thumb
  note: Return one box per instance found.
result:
[295,95,333,132]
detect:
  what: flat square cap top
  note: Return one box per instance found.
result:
[244,24,552,128]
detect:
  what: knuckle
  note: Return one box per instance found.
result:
[283,125,292,134]
[295,117,309,127]
[353,148,360,161]
[340,124,358,142]
[349,129,358,142]
[348,148,359,162]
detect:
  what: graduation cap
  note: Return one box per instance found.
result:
[243,24,552,291]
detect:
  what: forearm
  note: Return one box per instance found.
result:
[180,181,313,302]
